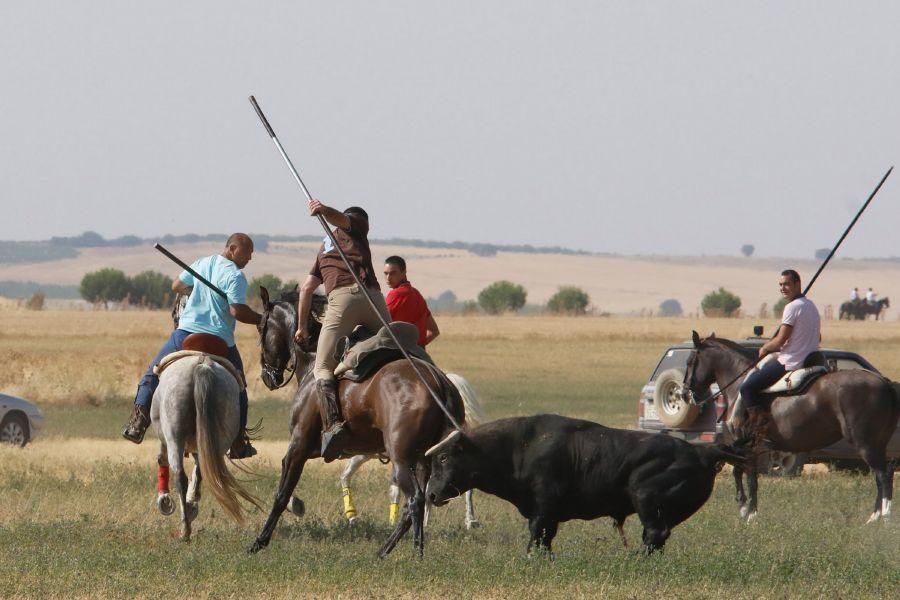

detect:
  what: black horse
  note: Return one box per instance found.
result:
[247,287,465,558]
[682,331,898,524]
[839,298,890,320]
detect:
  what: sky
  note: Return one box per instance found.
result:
[2,2,899,258]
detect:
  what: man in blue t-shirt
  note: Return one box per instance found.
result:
[122,233,263,459]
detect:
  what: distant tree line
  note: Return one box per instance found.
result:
[79,269,174,308]
[0,280,80,299]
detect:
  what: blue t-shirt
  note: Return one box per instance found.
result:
[177,255,248,346]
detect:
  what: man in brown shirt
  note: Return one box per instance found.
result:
[295,200,391,461]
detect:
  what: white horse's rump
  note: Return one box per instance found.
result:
[152,354,260,541]
[337,372,485,529]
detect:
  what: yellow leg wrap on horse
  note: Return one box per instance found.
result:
[389,502,400,526]
[342,487,357,520]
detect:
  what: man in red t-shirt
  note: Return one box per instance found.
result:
[383,255,440,347]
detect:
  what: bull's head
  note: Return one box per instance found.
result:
[425,430,477,506]
[682,330,717,403]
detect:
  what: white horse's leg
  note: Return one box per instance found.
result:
[167,440,192,541]
[186,462,201,504]
[464,490,480,529]
[156,447,175,516]
[340,455,369,524]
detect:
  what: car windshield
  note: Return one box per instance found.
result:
[650,348,690,382]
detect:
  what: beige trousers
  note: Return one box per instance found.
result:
[314,284,391,381]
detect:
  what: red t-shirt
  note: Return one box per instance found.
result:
[385,281,431,346]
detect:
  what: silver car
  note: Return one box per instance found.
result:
[0,392,45,447]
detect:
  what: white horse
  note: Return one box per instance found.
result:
[153,353,260,541]
[338,372,486,529]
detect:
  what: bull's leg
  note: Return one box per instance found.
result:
[248,434,310,554]
[526,515,558,558]
[340,454,369,524]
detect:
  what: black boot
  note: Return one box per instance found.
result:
[316,379,348,463]
[122,404,151,444]
[228,429,258,460]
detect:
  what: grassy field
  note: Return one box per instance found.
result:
[1,310,899,598]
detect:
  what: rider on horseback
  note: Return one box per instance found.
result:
[122,233,262,459]
[294,200,391,462]
[739,269,821,448]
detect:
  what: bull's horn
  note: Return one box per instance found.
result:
[425,430,462,457]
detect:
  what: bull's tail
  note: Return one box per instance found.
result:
[194,357,261,525]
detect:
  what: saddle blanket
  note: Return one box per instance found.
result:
[334,322,433,382]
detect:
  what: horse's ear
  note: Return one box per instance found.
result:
[692,330,702,348]
[710,332,716,339]
[260,286,270,306]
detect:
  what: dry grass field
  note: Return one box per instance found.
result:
[4,241,900,314]
[2,308,899,598]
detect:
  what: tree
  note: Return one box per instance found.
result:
[129,270,173,308]
[248,274,283,303]
[814,248,830,260]
[740,244,755,258]
[772,297,789,319]
[658,298,683,317]
[80,268,130,308]
[477,281,527,315]
[701,287,742,317]
[546,286,590,315]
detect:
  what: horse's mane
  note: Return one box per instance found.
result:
[706,336,756,360]
[279,289,299,305]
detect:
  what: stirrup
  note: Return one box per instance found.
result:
[321,423,348,463]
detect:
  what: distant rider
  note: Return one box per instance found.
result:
[739,269,821,448]
[866,287,877,306]
[850,287,860,304]
[294,200,391,462]
[383,255,440,347]
[122,233,262,459]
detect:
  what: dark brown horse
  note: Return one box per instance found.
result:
[682,331,898,524]
[247,287,464,557]
[839,297,890,320]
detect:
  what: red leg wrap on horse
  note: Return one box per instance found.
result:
[158,465,170,493]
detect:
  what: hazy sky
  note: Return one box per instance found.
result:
[2,2,899,258]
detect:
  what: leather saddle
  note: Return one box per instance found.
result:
[759,351,828,397]
[334,322,433,382]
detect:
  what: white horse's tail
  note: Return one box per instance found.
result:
[194,357,260,525]
[445,372,486,428]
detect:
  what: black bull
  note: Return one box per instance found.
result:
[425,414,745,553]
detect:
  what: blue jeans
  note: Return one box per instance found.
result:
[134,329,248,430]
[739,358,786,411]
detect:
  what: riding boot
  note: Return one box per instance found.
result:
[745,407,773,453]
[122,404,151,444]
[316,379,348,463]
[228,429,258,460]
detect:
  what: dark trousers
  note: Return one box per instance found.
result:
[134,329,248,429]
[739,358,786,411]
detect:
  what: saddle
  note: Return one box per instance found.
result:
[153,333,246,390]
[334,322,433,382]
[758,351,828,397]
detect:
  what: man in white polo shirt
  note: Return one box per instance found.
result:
[739,269,821,447]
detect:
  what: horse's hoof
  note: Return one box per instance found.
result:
[739,505,749,520]
[865,511,881,525]
[745,511,758,524]
[247,540,264,554]
[289,497,305,517]
[348,516,358,526]
[466,519,480,530]
[157,493,175,516]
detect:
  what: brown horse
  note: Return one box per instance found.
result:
[247,287,464,557]
[682,331,898,524]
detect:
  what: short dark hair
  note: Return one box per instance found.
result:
[384,255,406,271]
[781,269,801,284]
[226,232,253,249]
[343,206,368,220]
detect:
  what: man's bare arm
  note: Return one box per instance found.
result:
[172,279,192,295]
[230,303,262,326]
[424,313,440,346]
[759,324,793,357]
[309,199,350,230]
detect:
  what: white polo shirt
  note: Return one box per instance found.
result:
[778,296,821,370]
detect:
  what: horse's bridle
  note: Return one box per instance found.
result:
[259,304,297,390]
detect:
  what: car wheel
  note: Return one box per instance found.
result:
[0,413,29,447]
[768,451,807,477]
[652,368,699,428]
